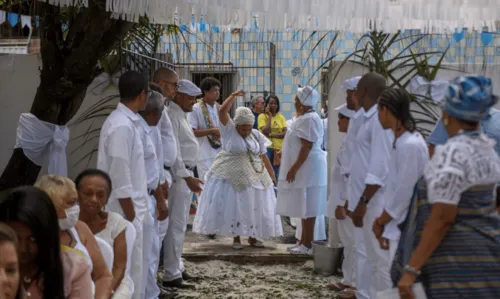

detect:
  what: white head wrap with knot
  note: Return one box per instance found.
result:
[297,85,320,106]
[234,107,255,125]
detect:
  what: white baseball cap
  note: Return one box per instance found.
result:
[334,103,355,118]
[177,79,202,96]
[341,76,362,91]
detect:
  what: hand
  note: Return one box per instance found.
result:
[272,177,277,186]
[351,202,367,227]
[231,90,246,97]
[211,128,221,137]
[162,181,169,199]
[286,166,298,183]
[335,206,346,220]
[156,199,168,221]
[265,107,272,116]
[346,209,353,218]
[398,272,417,299]
[378,237,390,250]
[185,176,204,193]
[372,217,385,239]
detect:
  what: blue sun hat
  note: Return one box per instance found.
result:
[444,75,498,122]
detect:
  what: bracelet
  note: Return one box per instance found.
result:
[404,265,421,277]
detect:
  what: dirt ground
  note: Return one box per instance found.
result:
[161,260,340,299]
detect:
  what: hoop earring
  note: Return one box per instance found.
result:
[443,117,449,127]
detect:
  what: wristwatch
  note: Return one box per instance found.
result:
[360,195,370,204]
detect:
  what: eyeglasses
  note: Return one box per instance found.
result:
[162,80,180,89]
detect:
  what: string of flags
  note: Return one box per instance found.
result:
[0,10,39,29]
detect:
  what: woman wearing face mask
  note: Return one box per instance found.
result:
[75,169,133,299]
[0,186,92,299]
[0,223,22,299]
[35,175,113,299]
[193,90,283,249]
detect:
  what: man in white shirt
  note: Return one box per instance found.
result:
[349,73,393,299]
[138,90,173,299]
[188,77,222,181]
[97,70,149,299]
[163,79,203,289]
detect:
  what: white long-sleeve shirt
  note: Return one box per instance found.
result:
[139,118,165,191]
[329,134,349,207]
[98,103,148,218]
[348,104,394,211]
[168,101,200,179]
[382,131,429,240]
[344,108,365,176]
[159,106,177,167]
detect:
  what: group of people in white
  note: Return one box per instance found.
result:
[2,66,500,299]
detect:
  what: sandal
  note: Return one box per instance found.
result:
[249,240,265,248]
[326,282,351,292]
[338,288,357,299]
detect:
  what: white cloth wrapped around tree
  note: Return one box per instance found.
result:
[14,113,70,176]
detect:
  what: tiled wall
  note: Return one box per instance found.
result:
[160,30,500,120]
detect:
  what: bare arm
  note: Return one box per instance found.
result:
[76,222,113,299]
[193,128,218,137]
[110,231,127,292]
[262,154,276,184]
[118,198,135,222]
[261,114,272,136]
[292,138,312,171]
[270,127,287,139]
[219,90,245,126]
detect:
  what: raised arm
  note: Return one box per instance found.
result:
[219,90,245,126]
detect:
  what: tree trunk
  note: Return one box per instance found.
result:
[0,2,134,191]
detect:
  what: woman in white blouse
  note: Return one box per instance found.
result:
[277,86,328,255]
[193,90,283,249]
[371,88,429,266]
[76,169,133,299]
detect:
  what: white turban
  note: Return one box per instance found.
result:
[297,85,320,107]
[234,107,255,125]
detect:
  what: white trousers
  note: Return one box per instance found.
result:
[163,178,193,281]
[294,216,327,241]
[353,225,369,299]
[140,197,155,299]
[362,206,395,299]
[145,207,169,299]
[337,218,356,287]
[129,213,145,299]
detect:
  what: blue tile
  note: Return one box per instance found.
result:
[466,38,475,47]
[249,77,257,86]
[457,47,465,56]
[224,51,230,61]
[284,41,292,50]
[465,56,474,64]
[496,47,500,56]
[257,69,265,77]
[224,33,231,43]
[231,43,238,51]
[345,32,355,40]
[276,50,284,59]
[275,84,283,93]
[430,38,438,48]
[283,76,292,85]
[283,58,293,68]
[487,56,494,64]
[337,39,346,49]
[445,56,457,63]
[475,47,484,56]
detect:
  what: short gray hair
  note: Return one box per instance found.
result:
[143,90,164,113]
[251,95,264,108]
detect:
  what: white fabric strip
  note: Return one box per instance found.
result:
[20,15,31,29]
[14,113,70,176]
[0,10,6,25]
[36,0,500,33]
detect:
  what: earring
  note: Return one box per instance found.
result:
[443,117,449,126]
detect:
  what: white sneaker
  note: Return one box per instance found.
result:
[289,244,313,256]
[287,244,300,252]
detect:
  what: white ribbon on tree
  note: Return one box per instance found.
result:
[15,113,70,176]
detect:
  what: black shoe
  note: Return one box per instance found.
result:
[159,288,179,299]
[163,278,196,289]
[182,271,200,282]
[208,234,216,239]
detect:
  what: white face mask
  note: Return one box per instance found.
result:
[58,205,80,230]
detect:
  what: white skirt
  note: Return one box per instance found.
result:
[276,186,327,218]
[193,173,283,238]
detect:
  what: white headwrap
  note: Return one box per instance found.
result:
[234,107,255,125]
[296,85,320,106]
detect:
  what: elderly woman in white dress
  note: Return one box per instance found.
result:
[277,86,328,255]
[193,90,283,249]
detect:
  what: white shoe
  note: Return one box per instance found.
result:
[287,244,300,252]
[232,242,244,250]
[289,244,313,256]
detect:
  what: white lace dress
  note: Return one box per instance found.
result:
[193,119,283,238]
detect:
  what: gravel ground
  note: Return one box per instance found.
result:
[160,260,339,299]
